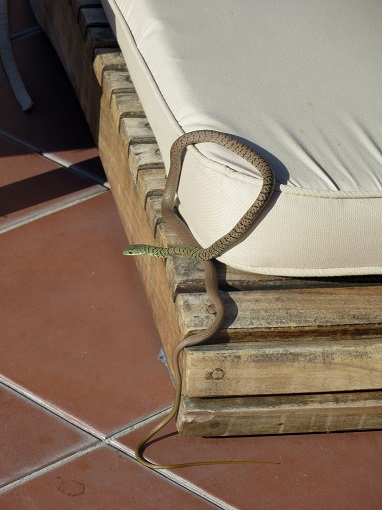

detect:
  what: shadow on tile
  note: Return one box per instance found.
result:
[0,24,105,181]
[0,135,104,229]
[0,166,100,217]
[8,0,40,38]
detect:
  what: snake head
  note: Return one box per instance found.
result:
[123,244,149,256]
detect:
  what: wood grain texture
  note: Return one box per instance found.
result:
[110,92,145,132]
[178,392,382,436]
[72,0,102,20]
[102,69,135,99]
[86,26,118,50]
[128,144,164,181]
[93,49,126,86]
[34,0,382,436]
[120,117,156,146]
[79,8,108,36]
[168,256,382,297]
[183,338,382,397]
[97,91,182,367]
[136,168,166,209]
[176,287,382,340]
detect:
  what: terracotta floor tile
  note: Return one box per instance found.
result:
[0,446,216,509]
[0,134,104,230]
[115,421,382,510]
[0,30,105,181]
[0,383,96,488]
[0,192,173,436]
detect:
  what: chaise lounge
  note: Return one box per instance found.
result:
[30,0,382,436]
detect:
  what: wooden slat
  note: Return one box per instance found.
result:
[183,337,382,397]
[97,87,182,366]
[86,26,118,50]
[176,286,382,340]
[141,196,180,247]
[178,392,382,436]
[110,92,146,132]
[93,49,126,86]
[145,196,164,238]
[34,0,382,437]
[102,69,135,100]
[120,117,157,146]
[167,256,283,297]
[79,8,109,36]
[128,144,164,182]
[72,0,102,20]
[167,256,382,298]
[136,168,166,209]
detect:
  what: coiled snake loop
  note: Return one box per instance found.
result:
[124,130,277,469]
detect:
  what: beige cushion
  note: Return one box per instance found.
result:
[102,0,382,276]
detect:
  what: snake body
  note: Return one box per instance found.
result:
[124,130,277,469]
[124,130,275,260]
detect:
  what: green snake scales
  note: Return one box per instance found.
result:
[124,130,277,469]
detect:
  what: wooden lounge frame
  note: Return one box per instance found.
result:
[33,0,382,436]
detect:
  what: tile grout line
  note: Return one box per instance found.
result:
[106,411,237,510]
[0,380,235,508]
[0,186,107,234]
[0,130,39,150]
[0,443,103,495]
[0,18,231,506]
[0,130,110,187]
[0,379,106,440]
[41,151,111,189]
[0,433,232,510]
[107,440,235,510]
[0,380,230,507]
[0,378,173,446]
[106,406,173,440]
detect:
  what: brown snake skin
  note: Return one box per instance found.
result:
[131,130,277,469]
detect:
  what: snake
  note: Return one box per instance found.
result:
[124,130,277,469]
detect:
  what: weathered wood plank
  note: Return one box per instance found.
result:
[110,92,146,131]
[167,256,382,298]
[176,287,382,340]
[136,168,166,209]
[128,143,164,182]
[86,26,118,50]
[102,69,135,100]
[79,8,108,36]
[156,218,182,249]
[97,90,182,367]
[120,118,156,146]
[166,256,284,298]
[183,338,382,397]
[34,0,382,437]
[93,49,127,86]
[142,196,180,247]
[145,196,164,238]
[72,0,102,20]
[178,392,382,436]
